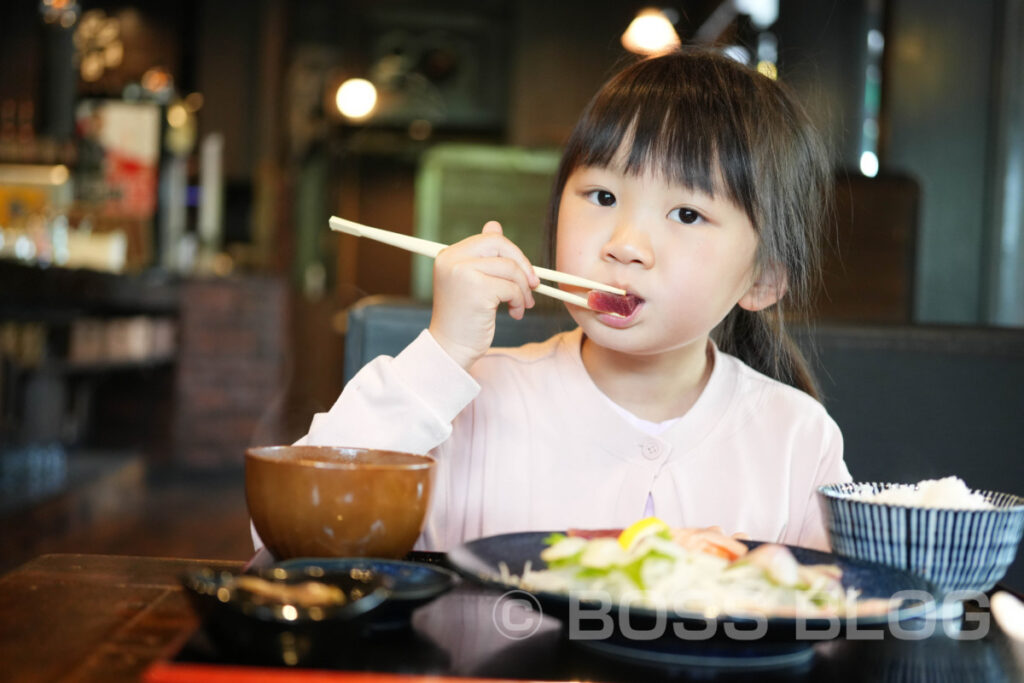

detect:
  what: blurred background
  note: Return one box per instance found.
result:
[1,0,1022,575]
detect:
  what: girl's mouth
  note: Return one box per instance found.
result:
[587,291,644,325]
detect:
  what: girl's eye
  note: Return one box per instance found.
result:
[670,207,704,225]
[585,190,616,207]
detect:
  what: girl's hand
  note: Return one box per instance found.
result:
[428,221,541,370]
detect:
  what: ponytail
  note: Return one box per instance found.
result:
[713,307,820,401]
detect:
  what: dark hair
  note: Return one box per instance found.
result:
[544,48,832,399]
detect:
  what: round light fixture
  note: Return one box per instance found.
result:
[335,78,378,120]
[621,8,681,56]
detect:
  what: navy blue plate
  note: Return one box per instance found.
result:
[277,557,460,629]
[448,532,940,667]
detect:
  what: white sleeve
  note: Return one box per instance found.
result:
[795,421,851,552]
[296,329,481,454]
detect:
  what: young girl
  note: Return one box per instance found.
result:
[295,49,851,552]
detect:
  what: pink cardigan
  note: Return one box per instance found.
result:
[296,328,851,552]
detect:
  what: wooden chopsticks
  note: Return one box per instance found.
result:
[328,216,625,310]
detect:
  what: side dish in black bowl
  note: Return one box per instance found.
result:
[276,557,459,630]
[182,564,392,666]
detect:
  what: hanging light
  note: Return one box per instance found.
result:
[335,78,377,121]
[621,8,681,56]
[40,0,81,27]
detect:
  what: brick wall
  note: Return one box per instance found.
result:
[174,276,287,468]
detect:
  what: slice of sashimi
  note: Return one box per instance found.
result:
[587,292,641,317]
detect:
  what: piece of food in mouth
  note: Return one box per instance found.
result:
[587,291,642,317]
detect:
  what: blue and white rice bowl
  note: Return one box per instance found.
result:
[818,482,1024,595]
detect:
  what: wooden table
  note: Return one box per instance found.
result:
[0,554,241,682]
[2,553,1023,682]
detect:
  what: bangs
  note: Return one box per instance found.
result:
[561,54,758,223]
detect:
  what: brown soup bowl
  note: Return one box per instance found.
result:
[246,446,436,560]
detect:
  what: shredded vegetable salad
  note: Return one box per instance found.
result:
[510,519,893,619]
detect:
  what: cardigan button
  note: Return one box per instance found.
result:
[640,439,662,460]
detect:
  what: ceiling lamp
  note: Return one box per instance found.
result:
[621,8,681,56]
[335,78,377,121]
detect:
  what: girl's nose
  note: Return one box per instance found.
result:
[602,221,654,267]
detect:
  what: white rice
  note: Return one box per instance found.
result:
[852,476,994,510]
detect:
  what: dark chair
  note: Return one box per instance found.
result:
[801,323,1024,590]
[342,295,575,383]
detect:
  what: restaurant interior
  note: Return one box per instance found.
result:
[1,0,1022,597]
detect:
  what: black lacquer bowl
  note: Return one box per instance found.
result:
[181,564,392,666]
[276,557,460,630]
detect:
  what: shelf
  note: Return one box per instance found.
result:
[5,357,177,375]
[57,357,177,374]
[0,261,180,320]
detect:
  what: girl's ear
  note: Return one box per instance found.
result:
[738,263,788,312]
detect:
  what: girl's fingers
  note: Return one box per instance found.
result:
[454,223,540,289]
[427,221,538,369]
[464,257,537,309]
[493,278,529,319]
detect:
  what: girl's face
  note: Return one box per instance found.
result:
[556,163,771,357]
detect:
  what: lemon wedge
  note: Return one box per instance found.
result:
[617,516,669,550]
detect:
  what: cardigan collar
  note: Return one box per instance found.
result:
[552,328,739,465]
